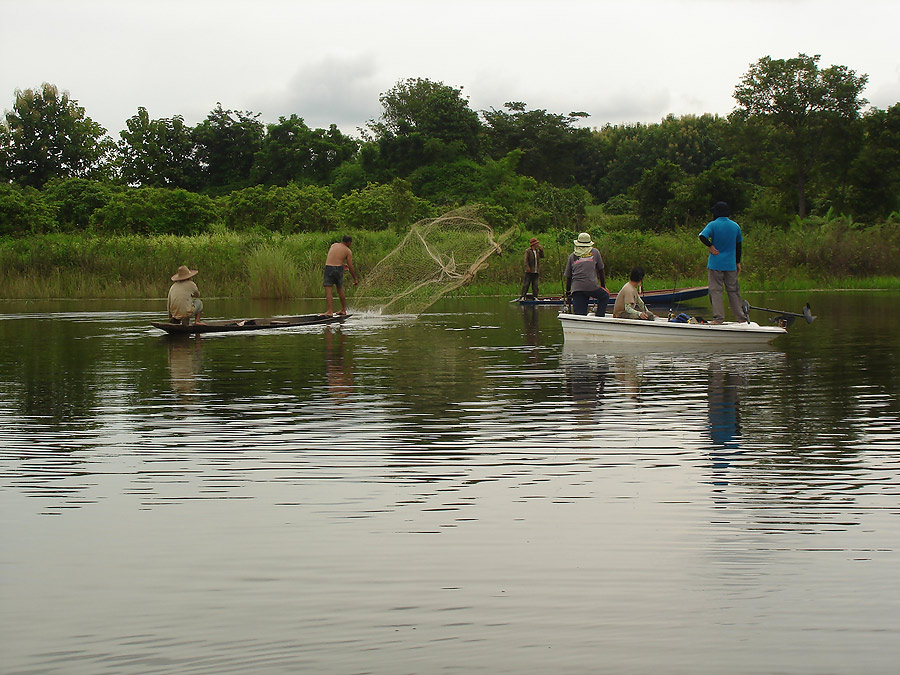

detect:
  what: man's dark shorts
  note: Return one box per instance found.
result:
[323,265,344,287]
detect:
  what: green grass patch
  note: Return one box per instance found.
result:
[1,222,898,299]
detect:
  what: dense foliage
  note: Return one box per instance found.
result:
[1,54,898,243]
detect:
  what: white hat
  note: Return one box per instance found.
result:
[574,232,594,247]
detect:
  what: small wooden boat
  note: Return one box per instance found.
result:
[151,313,349,335]
[559,312,787,345]
[516,286,709,306]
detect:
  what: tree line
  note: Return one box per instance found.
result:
[2,53,898,238]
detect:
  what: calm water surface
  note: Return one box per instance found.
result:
[1,292,899,674]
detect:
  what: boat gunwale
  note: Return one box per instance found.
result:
[151,313,348,334]
[518,286,709,306]
[558,311,787,343]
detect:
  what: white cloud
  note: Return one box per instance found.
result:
[250,54,386,135]
[1,0,898,138]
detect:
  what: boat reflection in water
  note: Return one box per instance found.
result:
[560,340,781,430]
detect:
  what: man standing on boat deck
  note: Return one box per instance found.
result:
[613,266,656,320]
[518,237,544,300]
[564,232,610,316]
[699,202,749,324]
[167,265,203,325]
[323,235,358,317]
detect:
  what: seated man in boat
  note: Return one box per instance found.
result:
[167,265,203,325]
[564,232,610,316]
[613,267,656,320]
[322,235,358,317]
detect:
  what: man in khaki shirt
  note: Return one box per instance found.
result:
[612,266,656,320]
[167,265,203,325]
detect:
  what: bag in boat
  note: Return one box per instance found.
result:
[669,313,690,323]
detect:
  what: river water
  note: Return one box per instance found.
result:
[1,292,899,674]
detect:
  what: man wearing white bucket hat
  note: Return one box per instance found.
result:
[563,232,609,316]
[167,265,204,325]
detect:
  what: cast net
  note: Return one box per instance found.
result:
[353,206,504,315]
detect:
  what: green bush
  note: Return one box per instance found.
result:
[221,183,338,233]
[337,180,433,230]
[91,188,219,235]
[42,178,120,231]
[0,183,56,235]
[602,194,636,215]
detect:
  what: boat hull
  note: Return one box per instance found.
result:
[518,286,708,306]
[151,313,348,335]
[559,312,786,344]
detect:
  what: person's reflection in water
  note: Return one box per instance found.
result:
[561,351,609,410]
[522,305,541,364]
[706,359,744,491]
[324,325,353,400]
[611,353,645,403]
[167,337,203,399]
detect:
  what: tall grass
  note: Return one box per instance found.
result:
[0,222,898,299]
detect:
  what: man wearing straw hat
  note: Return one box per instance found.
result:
[167,265,204,325]
[564,232,610,316]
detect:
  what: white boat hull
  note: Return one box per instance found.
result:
[559,312,786,344]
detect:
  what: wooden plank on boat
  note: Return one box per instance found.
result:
[517,286,709,306]
[151,313,349,335]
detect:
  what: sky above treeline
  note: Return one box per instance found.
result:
[3,0,899,138]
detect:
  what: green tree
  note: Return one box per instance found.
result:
[118,107,200,189]
[665,161,750,227]
[845,104,900,221]
[193,104,264,192]
[632,159,683,229]
[369,78,480,152]
[251,115,358,186]
[364,78,481,178]
[482,102,592,186]
[0,83,114,187]
[585,114,728,203]
[731,53,868,217]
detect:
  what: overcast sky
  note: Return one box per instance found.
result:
[2,0,898,139]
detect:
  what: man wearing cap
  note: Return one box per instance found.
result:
[167,265,203,325]
[699,201,749,324]
[564,232,610,316]
[518,237,544,300]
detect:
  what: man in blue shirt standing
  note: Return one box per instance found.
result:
[699,202,749,324]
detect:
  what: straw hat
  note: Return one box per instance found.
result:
[171,265,198,281]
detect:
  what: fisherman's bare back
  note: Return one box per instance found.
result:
[326,242,353,268]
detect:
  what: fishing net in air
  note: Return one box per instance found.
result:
[353,206,503,315]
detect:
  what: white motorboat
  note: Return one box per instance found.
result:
[558,312,788,344]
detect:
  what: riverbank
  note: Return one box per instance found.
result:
[1,221,898,299]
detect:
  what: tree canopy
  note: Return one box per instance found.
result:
[2,57,899,235]
[1,83,113,187]
[731,53,869,217]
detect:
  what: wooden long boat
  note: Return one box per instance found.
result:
[516,286,708,306]
[558,312,786,345]
[151,313,349,335]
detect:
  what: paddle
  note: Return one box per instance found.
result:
[741,300,816,326]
